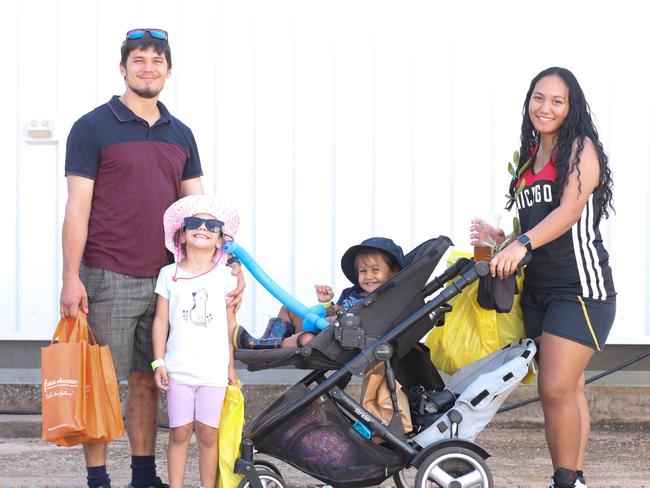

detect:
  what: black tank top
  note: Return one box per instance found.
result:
[515,150,615,299]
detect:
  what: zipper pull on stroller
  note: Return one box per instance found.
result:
[448,409,463,438]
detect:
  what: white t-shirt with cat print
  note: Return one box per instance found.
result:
[155,263,237,386]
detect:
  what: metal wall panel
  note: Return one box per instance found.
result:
[0,0,647,343]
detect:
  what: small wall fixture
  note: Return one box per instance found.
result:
[27,119,54,140]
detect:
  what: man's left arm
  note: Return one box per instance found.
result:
[180,176,204,197]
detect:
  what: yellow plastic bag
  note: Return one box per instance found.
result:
[425,251,536,383]
[216,382,245,488]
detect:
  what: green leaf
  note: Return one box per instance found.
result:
[514,178,526,197]
[513,216,521,235]
[517,158,531,177]
[508,162,516,177]
[513,150,519,164]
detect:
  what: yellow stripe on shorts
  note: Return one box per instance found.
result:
[577,295,601,351]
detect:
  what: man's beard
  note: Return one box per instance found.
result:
[128,83,162,99]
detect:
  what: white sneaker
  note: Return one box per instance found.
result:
[549,479,587,488]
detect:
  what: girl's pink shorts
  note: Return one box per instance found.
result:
[167,377,226,429]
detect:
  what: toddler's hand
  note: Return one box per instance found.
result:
[154,366,169,391]
[314,284,334,302]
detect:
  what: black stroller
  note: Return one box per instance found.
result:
[232,236,535,488]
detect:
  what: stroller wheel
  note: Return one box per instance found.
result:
[253,459,282,476]
[237,470,287,488]
[414,447,493,488]
[393,466,417,487]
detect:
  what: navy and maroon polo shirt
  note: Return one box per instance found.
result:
[65,95,203,277]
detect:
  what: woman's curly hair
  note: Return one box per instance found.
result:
[506,67,614,218]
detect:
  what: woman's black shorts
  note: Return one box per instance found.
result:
[520,288,616,351]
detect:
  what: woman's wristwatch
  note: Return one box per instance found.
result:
[517,234,532,251]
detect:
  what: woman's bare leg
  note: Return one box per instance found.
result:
[576,372,589,471]
[538,333,594,470]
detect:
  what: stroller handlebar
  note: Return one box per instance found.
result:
[474,260,490,277]
[473,250,530,277]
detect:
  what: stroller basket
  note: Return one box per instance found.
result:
[251,382,405,488]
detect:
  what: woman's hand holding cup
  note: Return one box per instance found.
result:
[470,213,504,261]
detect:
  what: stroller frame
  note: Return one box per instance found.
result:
[235,256,495,488]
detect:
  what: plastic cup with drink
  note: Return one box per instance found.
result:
[471,212,502,262]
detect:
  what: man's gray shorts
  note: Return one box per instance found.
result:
[80,263,158,381]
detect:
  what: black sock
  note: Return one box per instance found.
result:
[131,455,156,488]
[576,470,585,484]
[87,465,110,488]
[553,467,578,487]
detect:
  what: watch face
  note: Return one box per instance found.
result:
[518,234,531,249]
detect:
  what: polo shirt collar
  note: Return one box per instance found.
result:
[108,95,172,125]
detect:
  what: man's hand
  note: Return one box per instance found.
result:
[314,284,334,303]
[227,262,246,313]
[60,275,88,318]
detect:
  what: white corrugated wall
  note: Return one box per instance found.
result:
[0,0,647,343]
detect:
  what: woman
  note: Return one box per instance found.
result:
[475,67,616,488]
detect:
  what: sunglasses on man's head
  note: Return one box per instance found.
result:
[126,28,168,41]
[182,217,224,233]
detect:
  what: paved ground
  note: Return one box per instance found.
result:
[0,422,647,488]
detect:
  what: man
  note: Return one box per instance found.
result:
[60,29,243,488]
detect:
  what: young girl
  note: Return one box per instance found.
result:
[152,195,240,488]
[237,237,405,348]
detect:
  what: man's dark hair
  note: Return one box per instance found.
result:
[120,31,172,68]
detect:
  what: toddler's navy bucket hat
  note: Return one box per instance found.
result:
[340,237,405,285]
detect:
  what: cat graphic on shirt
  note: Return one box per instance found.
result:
[185,288,213,327]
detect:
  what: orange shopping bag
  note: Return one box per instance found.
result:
[41,315,88,443]
[97,343,125,441]
[42,312,125,446]
[56,342,109,446]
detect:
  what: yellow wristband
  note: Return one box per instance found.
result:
[320,301,332,309]
[151,358,165,371]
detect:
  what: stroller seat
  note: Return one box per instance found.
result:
[234,236,453,372]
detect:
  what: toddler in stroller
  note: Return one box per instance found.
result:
[231,236,535,488]
[236,237,405,349]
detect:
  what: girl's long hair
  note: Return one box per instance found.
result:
[507,67,614,218]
